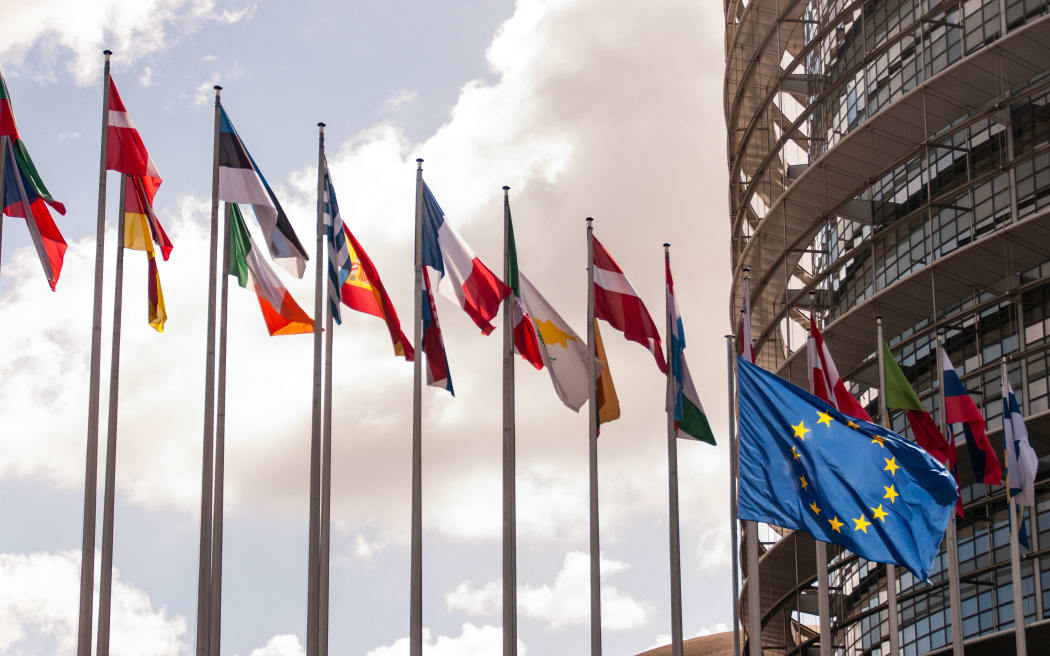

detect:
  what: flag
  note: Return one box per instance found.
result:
[218,107,308,277]
[666,256,714,444]
[808,317,871,421]
[1,69,67,290]
[106,78,161,196]
[341,227,413,360]
[227,203,312,336]
[1003,375,1038,506]
[421,182,510,334]
[738,274,756,363]
[941,350,1003,485]
[123,176,169,331]
[592,236,666,373]
[422,268,453,394]
[594,319,620,427]
[518,274,589,410]
[737,357,958,581]
[882,341,955,466]
[505,210,542,370]
[321,161,350,324]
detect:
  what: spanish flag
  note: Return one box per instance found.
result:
[340,227,413,360]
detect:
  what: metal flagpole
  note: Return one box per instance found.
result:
[306,123,326,656]
[0,135,7,279]
[726,333,741,656]
[1003,356,1028,654]
[936,333,965,656]
[76,48,112,656]
[410,158,425,656]
[735,361,761,656]
[96,174,128,656]
[875,317,900,654]
[664,244,683,656]
[501,186,518,656]
[196,84,223,656]
[319,129,335,656]
[809,292,832,656]
[585,217,603,656]
[209,200,232,656]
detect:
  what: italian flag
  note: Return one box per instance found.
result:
[666,257,714,444]
[505,210,543,370]
[227,203,313,336]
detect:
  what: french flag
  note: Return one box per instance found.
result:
[421,183,510,335]
[941,350,1003,485]
[422,270,453,394]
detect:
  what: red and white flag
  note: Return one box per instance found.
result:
[808,317,871,421]
[106,77,162,197]
[592,236,666,373]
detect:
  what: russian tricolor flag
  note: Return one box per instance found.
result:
[941,350,1003,485]
[421,183,510,335]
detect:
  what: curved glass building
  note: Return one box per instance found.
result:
[725,0,1050,653]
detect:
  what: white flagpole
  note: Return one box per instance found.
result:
[874,317,900,654]
[501,186,518,656]
[936,334,965,656]
[195,84,222,656]
[319,138,334,656]
[95,173,128,656]
[808,291,831,656]
[664,244,683,656]
[1003,356,1028,654]
[306,123,326,656]
[726,333,741,656]
[585,217,602,656]
[410,158,425,656]
[76,49,112,656]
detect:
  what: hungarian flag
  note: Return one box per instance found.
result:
[106,78,161,195]
[737,274,755,363]
[227,203,313,336]
[422,268,453,394]
[517,274,590,410]
[593,319,620,430]
[218,107,308,277]
[941,350,1003,485]
[666,256,715,444]
[1,69,67,290]
[592,236,666,373]
[808,318,871,421]
[421,182,510,335]
[504,209,542,370]
[123,176,169,331]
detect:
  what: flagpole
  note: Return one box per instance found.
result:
[808,292,832,656]
[95,173,128,656]
[196,84,222,656]
[318,125,334,656]
[585,217,602,656]
[501,186,518,656]
[936,333,965,656]
[663,244,684,656]
[208,200,232,656]
[874,317,900,654]
[736,365,761,656]
[306,123,326,656]
[726,333,741,656]
[76,48,112,656]
[410,158,425,656]
[1003,356,1028,654]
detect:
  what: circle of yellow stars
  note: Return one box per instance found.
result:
[790,409,898,537]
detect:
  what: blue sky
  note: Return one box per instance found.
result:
[0,1,733,655]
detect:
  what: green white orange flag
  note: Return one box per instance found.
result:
[227,203,313,336]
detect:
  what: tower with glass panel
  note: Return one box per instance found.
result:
[726,0,1050,653]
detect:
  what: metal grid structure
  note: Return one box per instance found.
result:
[725,0,1050,653]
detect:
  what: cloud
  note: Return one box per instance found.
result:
[241,634,305,656]
[648,623,730,650]
[694,526,731,573]
[140,66,154,87]
[364,623,525,656]
[449,552,652,631]
[0,550,186,655]
[384,89,419,111]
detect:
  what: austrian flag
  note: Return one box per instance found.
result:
[106,78,161,193]
[592,236,666,373]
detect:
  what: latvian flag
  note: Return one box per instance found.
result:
[422,269,452,394]
[227,203,313,336]
[941,350,1003,485]
[421,183,510,335]
[666,256,715,443]
[218,107,308,278]
[592,236,666,373]
[808,318,871,421]
[1,68,67,290]
[106,78,162,193]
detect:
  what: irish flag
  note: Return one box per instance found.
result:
[666,256,714,443]
[227,203,313,336]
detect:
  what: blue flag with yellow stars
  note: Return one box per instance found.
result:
[737,358,957,581]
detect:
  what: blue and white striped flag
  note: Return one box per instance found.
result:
[323,157,351,324]
[1003,374,1038,506]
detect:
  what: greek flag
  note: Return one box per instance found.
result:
[323,157,351,324]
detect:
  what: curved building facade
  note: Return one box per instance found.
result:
[725,0,1050,653]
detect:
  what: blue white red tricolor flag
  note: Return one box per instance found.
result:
[940,349,1003,485]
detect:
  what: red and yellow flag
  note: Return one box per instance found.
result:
[341,228,413,360]
[123,176,169,331]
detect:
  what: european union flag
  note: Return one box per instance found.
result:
[737,358,957,580]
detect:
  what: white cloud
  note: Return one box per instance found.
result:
[56,130,83,144]
[694,526,731,573]
[140,66,154,87]
[0,550,186,655]
[365,623,524,656]
[384,89,419,111]
[242,633,305,656]
[446,580,500,616]
[648,623,731,650]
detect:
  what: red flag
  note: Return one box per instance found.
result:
[592,236,666,373]
[341,226,413,361]
[106,77,162,195]
[808,317,871,421]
